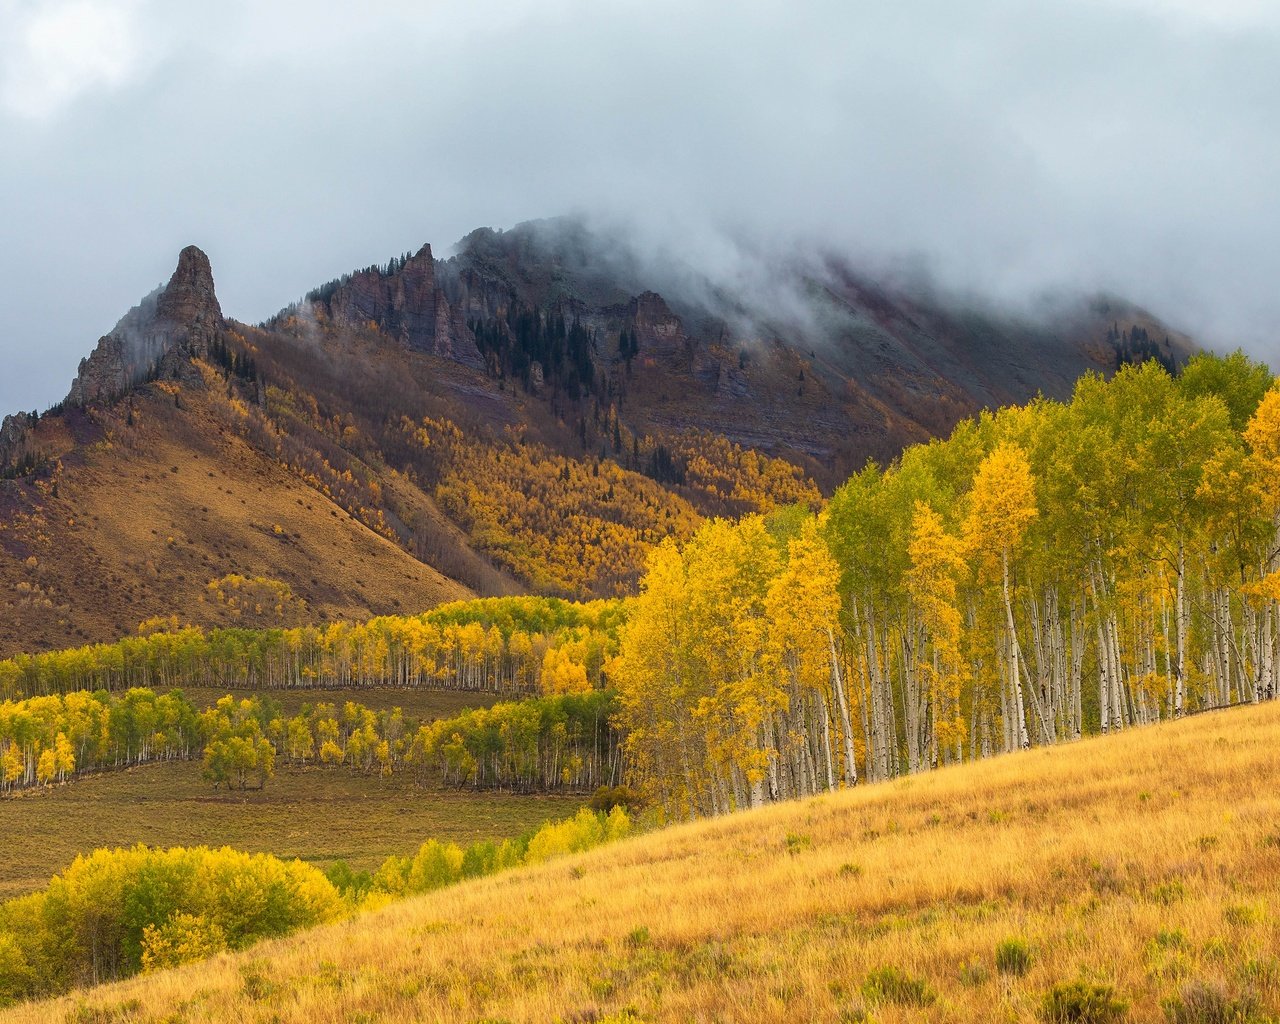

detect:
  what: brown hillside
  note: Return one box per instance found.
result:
[0,384,469,658]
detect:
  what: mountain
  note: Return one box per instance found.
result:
[0,218,1195,656]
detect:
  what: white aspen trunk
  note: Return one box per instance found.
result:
[818,690,836,791]
[901,625,922,774]
[828,628,858,785]
[866,610,892,780]
[1264,602,1276,702]
[1001,551,1030,749]
[997,633,1013,752]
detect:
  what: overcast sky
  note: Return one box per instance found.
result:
[1,0,1278,415]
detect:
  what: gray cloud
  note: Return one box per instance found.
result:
[1,0,1278,415]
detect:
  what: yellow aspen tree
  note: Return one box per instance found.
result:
[964,442,1039,748]
[615,540,704,818]
[906,501,969,764]
[53,732,76,781]
[538,648,591,695]
[764,519,853,790]
[1242,384,1280,702]
[683,516,779,810]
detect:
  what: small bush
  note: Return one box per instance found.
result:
[1040,981,1128,1023]
[1223,904,1264,928]
[1155,930,1188,950]
[1163,979,1261,1024]
[1152,880,1188,905]
[784,833,813,855]
[960,960,991,987]
[239,959,276,1001]
[862,966,937,1007]
[625,926,651,949]
[590,785,642,813]
[997,937,1033,977]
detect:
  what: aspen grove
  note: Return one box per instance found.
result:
[616,354,1280,816]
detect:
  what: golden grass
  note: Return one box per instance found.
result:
[6,702,1280,1023]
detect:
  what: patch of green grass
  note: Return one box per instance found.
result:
[997,937,1034,977]
[1040,981,1128,1023]
[784,832,812,855]
[178,685,502,720]
[1163,979,1264,1024]
[0,758,583,898]
[861,966,936,1007]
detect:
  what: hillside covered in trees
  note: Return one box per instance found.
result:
[5,352,1279,818]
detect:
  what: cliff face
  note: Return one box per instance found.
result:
[67,245,224,408]
[316,245,485,369]
[628,292,688,354]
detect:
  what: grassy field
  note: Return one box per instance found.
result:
[0,760,582,900]
[177,684,505,719]
[7,701,1280,1023]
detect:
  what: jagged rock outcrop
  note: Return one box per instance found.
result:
[66,245,224,407]
[317,245,485,369]
[0,411,33,472]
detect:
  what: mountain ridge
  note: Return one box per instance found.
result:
[0,221,1197,655]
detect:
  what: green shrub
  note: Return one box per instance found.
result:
[784,833,813,855]
[1041,981,1128,1023]
[625,926,651,948]
[861,966,937,1007]
[1223,904,1264,928]
[407,840,464,893]
[324,860,373,900]
[997,937,1033,977]
[590,785,642,813]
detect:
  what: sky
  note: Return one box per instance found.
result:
[1,0,1278,416]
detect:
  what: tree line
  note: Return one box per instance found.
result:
[2,685,620,797]
[7,352,1280,818]
[0,597,623,700]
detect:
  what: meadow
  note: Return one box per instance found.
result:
[176,684,501,720]
[0,759,582,899]
[6,700,1278,1023]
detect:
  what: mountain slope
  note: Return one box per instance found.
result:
[0,381,470,656]
[7,700,1277,1024]
[0,222,1196,655]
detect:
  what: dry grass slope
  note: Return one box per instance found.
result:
[6,702,1280,1023]
[0,387,471,656]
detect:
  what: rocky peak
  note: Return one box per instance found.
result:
[67,245,225,408]
[156,245,222,329]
